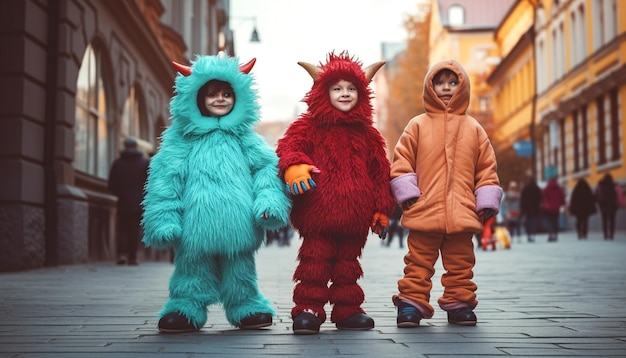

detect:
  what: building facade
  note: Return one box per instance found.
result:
[453,0,626,230]
[0,0,230,272]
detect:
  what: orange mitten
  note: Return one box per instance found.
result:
[284,164,320,195]
[371,212,389,240]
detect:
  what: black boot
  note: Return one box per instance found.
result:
[335,312,374,330]
[158,312,199,333]
[239,312,272,329]
[292,312,322,335]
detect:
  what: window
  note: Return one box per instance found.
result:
[448,5,465,26]
[559,118,566,175]
[121,85,141,139]
[596,89,622,166]
[74,44,110,178]
[593,0,618,50]
[572,106,590,172]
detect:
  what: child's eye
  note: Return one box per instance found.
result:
[450,81,458,86]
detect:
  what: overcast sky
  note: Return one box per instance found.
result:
[230,0,424,122]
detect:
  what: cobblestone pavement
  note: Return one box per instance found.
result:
[0,230,625,357]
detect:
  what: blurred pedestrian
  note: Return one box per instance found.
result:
[502,181,522,242]
[390,59,502,328]
[568,178,596,239]
[520,176,542,242]
[386,205,405,248]
[108,137,149,265]
[541,177,565,242]
[595,173,620,240]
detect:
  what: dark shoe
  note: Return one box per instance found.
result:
[447,308,477,326]
[335,312,374,331]
[128,258,138,266]
[293,312,322,335]
[239,313,272,330]
[158,312,199,333]
[116,256,127,265]
[397,303,421,328]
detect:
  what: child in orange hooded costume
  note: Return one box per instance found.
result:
[276,52,395,334]
[390,60,502,327]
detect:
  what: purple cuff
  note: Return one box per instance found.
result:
[391,173,421,205]
[475,185,503,214]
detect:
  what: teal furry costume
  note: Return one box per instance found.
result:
[142,54,291,331]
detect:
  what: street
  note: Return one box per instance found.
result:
[0,230,625,357]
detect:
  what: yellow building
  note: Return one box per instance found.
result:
[487,0,538,185]
[488,0,626,231]
[532,0,626,193]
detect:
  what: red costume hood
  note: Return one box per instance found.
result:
[299,52,384,126]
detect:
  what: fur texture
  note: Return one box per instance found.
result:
[142,54,291,328]
[276,52,395,323]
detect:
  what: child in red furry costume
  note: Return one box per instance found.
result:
[276,52,395,334]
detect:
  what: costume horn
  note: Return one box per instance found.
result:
[172,61,192,76]
[364,61,385,82]
[239,58,256,74]
[298,61,322,81]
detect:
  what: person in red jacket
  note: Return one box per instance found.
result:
[276,51,395,334]
[391,60,502,328]
[541,177,565,242]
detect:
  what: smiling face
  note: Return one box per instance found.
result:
[199,80,235,117]
[328,79,359,113]
[432,69,458,106]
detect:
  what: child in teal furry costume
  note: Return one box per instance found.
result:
[142,54,291,333]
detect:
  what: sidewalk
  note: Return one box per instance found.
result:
[0,230,625,357]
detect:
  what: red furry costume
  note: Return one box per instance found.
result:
[276,52,395,327]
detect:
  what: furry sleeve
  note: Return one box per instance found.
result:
[243,131,292,230]
[366,126,396,216]
[141,126,189,249]
[276,116,314,177]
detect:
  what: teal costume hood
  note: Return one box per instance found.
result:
[170,55,259,136]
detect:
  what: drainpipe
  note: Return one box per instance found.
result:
[44,1,60,267]
[530,0,539,180]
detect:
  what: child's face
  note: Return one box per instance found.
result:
[204,89,234,117]
[328,80,358,113]
[433,71,458,105]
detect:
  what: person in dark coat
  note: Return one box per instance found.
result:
[568,178,596,239]
[108,137,149,265]
[520,176,542,242]
[595,173,619,240]
[386,205,405,248]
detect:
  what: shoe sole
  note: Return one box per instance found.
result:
[239,322,272,330]
[397,321,420,328]
[293,328,319,335]
[158,327,199,333]
[448,320,476,326]
[336,325,374,331]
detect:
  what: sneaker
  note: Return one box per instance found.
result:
[158,312,199,333]
[447,308,477,326]
[397,303,421,328]
[293,312,322,335]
